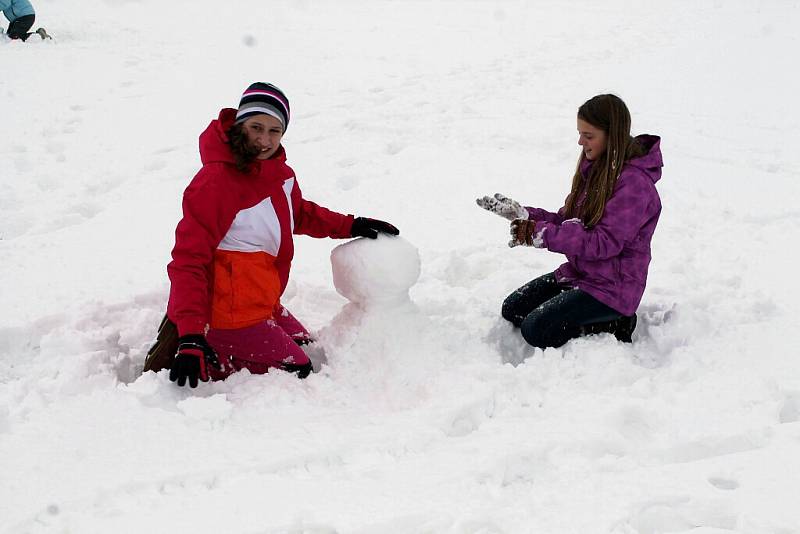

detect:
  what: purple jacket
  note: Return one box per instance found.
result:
[526,135,663,316]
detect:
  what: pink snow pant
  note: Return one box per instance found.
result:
[206,305,312,380]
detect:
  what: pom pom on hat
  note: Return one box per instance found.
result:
[235,82,290,131]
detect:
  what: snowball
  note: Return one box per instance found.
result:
[331,235,420,306]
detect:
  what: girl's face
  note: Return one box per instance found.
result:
[243,115,284,159]
[577,117,607,161]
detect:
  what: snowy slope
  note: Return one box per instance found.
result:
[2,1,800,532]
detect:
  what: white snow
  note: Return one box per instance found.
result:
[2,1,800,533]
[331,235,420,307]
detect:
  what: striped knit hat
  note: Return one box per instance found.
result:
[234,82,291,131]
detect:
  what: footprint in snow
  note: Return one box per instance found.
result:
[613,495,738,533]
[778,392,800,424]
[708,476,739,490]
[443,397,496,438]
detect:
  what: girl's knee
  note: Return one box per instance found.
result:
[519,314,549,349]
[520,312,575,349]
[501,292,529,325]
[501,296,517,323]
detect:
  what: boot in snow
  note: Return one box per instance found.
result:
[613,314,637,343]
[582,314,637,343]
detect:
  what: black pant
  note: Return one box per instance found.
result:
[502,272,635,349]
[7,14,35,41]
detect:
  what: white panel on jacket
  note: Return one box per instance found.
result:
[283,177,295,233]
[218,197,282,255]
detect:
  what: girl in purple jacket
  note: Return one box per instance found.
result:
[478,94,663,349]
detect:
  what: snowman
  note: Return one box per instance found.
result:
[331,234,420,311]
[318,234,435,389]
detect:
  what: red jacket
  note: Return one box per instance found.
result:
[167,109,354,336]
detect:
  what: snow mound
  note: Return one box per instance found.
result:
[330,234,420,307]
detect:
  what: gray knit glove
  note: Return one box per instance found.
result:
[476,193,528,221]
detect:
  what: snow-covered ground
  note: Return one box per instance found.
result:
[2,1,800,532]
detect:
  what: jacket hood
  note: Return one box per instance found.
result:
[579,134,663,184]
[198,108,286,166]
[627,134,663,184]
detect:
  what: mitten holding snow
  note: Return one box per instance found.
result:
[351,217,400,239]
[169,335,221,388]
[476,193,529,221]
[508,218,542,248]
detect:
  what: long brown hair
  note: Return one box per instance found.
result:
[563,94,645,227]
[226,123,260,173]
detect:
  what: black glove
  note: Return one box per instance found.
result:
[280,360,313,379]
[350,217,400,239]
[169,334,221,388]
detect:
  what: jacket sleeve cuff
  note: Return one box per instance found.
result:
[342,214,356,238]
[175,318,207,338]
[533,221,548,249]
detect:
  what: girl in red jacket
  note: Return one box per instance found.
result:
[167,82,398,387]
